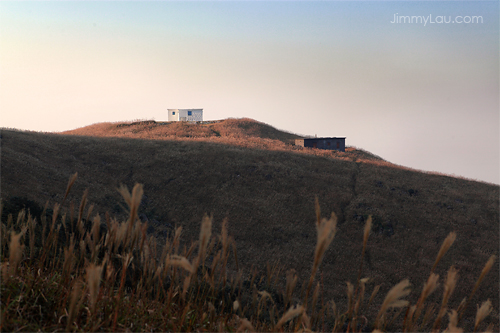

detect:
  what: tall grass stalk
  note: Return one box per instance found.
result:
[8,226,27,278]
[474,299,492,332]
[458,255,496,322]
[432,265,458,331]
[431,232,456,273]
[374,279,411,330]
[304,197,337,306]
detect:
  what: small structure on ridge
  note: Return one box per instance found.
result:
[295,137,346,152]
[168,109,203,122]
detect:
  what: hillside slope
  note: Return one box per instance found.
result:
[1,124,499,326]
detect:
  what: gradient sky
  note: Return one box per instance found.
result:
[1,1,498,184]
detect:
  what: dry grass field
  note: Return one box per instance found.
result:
[1,118,498,331]
[62,118,386,164]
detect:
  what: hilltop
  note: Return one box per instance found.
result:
[63,118,301,144]
[1,118,499,330]
[62,118,387,163]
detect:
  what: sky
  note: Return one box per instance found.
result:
[1,1,498,184]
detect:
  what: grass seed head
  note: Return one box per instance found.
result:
[86,263,103,313]
[312,213,337,279]
[67,279,83,331]
[331,299,338,319]
[474,299,492,331]
[15,209,26,227]
[237,318,255,332]
[275,305,305,329]
[443,266,459,305]
[480,255,496,279]
[78,189,88,225]
[433,266,459,331]
[472,255,496,298]
[62,172,78,204]
[432,232,457,272]
[182,275,192,299]
[375,279,411,328]
[363,215,372,248]
[446,310,463,333]
[368,284,381,308]
[198,214,213,268]
[63,244,75,279]
[167,255,194,273]
[173,226,182,253]
[8,227,27,277]
[301,310,311,330]
[118,183,143,245]
[118,183,143,212]
[409,272,440,331]
[459,255,497,321]
[422,273,440,301]
[258,290,272,302]
[314,196,321,226]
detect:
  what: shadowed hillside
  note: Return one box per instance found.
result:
[1,123,498,330]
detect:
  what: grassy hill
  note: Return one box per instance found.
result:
[1,118,498,331]
[62,118,387,163]
[63,118,303,144]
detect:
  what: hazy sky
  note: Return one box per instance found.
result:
[1,1,498,184]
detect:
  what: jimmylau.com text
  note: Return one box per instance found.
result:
[390,14,484,26]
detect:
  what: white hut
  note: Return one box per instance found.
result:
[167,109,203,122]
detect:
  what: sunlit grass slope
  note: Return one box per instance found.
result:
[62,118,386,163]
